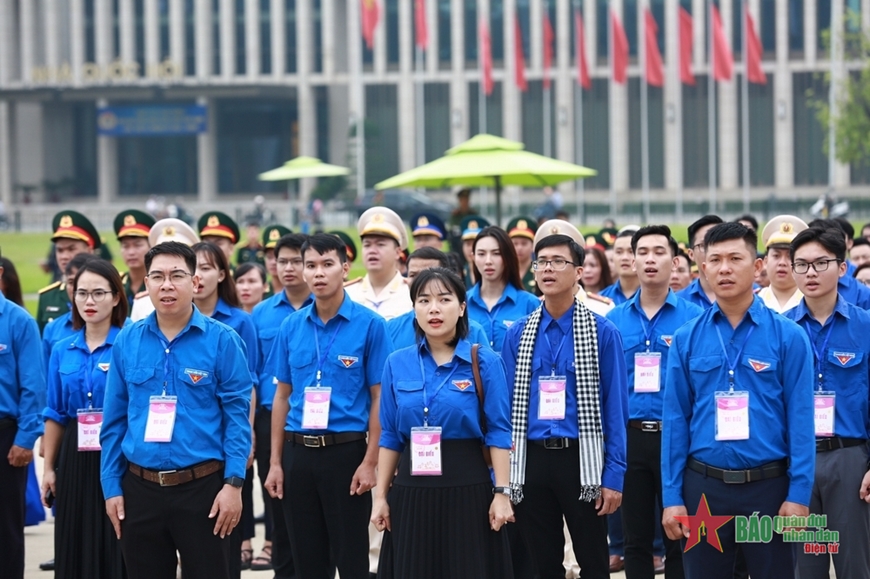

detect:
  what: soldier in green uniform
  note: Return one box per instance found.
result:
[198,211,241,266]
[507,216,538,293]
[36,211,100,333]
[236,221,266,267]
[113,209,155,309]
[262,224,291,298]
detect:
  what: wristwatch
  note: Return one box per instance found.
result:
[224,476,244,488]
[492,486,511,497]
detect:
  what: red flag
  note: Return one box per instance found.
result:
[611,10,629,85]
[514,14,528,91]
[711,4,733,81]
[745,5,766,84]
[415,0,428,50]
[679,7,695,85]
[645,9,664,87]
[575,10,591,90]
[480,20,494,96]
[361,0,379,50]
[543,12,554,89]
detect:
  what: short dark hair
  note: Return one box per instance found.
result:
[790,227,847,262]
[301,233,347,263]
[703,222,758,255]
[65,253,99,277]
[534,235,585,266]
[472,227,524,290]
[853,237,870,249]
[834,217,854,239]
[736,214,759,231]
[675,250,691,268]
[192,242,240,308]
[274,233,308,257]
[72,259,129,330]
[854,263,870,279]
[145,242,196,274]
[631,225,678,256]
[234,262,267,284]
[0,257,24,307]
[407,247,450,268]
[409,267,469,347]
[807,218,842,233]
[688,215,725,247]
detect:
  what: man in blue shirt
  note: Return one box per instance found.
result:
[100,241,253,579]
[677,215,724,310]
[601,227,640,305]
[662,223,815,579]
[0,253,45,579]
[250,233,311,578]
[607,225,703,578]
[785,227,870,578]
[264,233,391,579]
[808,218,870,310]
[502,219,628,579]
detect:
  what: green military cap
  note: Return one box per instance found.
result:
[330,230,358,263]
[198,211,241,244]
[114,209,156,240]
[460,215,491,241]
[506,216,538,241]
[598,227,618,249]
[262,225,292,250]
[51,210,101,249]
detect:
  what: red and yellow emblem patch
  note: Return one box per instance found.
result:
[452,380,472,391]
[748,359,771,373]
[338,356,358,368]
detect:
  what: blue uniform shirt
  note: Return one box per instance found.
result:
[387,309,491,351]
[45,326,122,426]
[466,283,539,352]
[600,279,638,306]
[662,296,815,508]
[209,298,259,386]
[252,290,314,410]
[677,278,715,310]
[273,292,392,433]
[379,339,512,452]
[785,296,870,440]
[838,274,870,310]
[0,292,46,448]
[607,290,704,421]
[501,303,629,492]
[42,312,74,370]
[100,308,253,499]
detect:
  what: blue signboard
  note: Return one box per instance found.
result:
[96,105,207,136]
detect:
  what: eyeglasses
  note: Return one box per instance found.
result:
[74,289,115,302]
[146,270,193,285]
[791,259,841,274]
[692,244,705,252]
[276,258,303,268]
[533,258,577,271]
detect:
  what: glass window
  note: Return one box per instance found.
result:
[118,135,199,195]
[260,0,271,73]
[682,76,718,188]
[579,79,610,190]
[438,0,451,66]
[790,0,804,55]
[73,104,97,198]
[423,83,450,162]
[737,78,775,186]
[160,0,170,59]
[628,80,664,189]
[315,87,330,161]
[313,0,323,72]
[760,0,775,55]
[85,0,96,62]
[818,0,832,55]
[135,0,145,73]
[491,0,504,63]
[185,0,196,75]
[286,0,296,73]
[521,81,556,157]
[846,0,861,32]
[651,0,665,56]
[733,0,743,59]
[468,81,504,137]
[624,0,638,56]
[464,2,477,68]
[364,85,400,186]
[596,0,607,65]
[113,0,120,59]
[213,0,221,75]
[387,0,399,66]
[517,0,529,61]
[236,0,246,75]
[793,72,829,186]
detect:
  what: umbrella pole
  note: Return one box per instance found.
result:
[494,176,502,226]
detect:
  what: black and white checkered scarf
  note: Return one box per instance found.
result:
[509,298,603,504]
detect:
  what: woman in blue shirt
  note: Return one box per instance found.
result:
[372,268,514,579]
[41,258,128,578]
[467,226,540,351]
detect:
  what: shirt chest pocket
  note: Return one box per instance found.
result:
[259,328,279,360]
[687,356,721,388]
[126,367,158,411]
[395,380,423,407]
[330,354,363,384]
[826,350,865,394]
[178,367,216,409]
[0,343,11,368]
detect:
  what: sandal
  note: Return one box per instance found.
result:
[240,547,254,570]
[250,544,273,571]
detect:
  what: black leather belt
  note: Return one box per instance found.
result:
[530,438,577,450]
[128,460,223,487]
[816,437,866,453]
[629,420,662,433]
[687,457,787,484]
[286,432,366,448]
[0,417,16,430]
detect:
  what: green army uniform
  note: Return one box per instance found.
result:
[37,211,101,334]
[114,209,155,309]
[262,225,292,298]
[236,244,266,267]
[507,216,538,294]
[329,230,358,265]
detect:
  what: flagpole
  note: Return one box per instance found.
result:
[741,1,751,213]
[354,4,366,200]
[708,0,716,213]
[828,0,838,190]
[416,42,426,167]
[543,0,551,158]
[640,4,650,224]
[478,10,488,215]
[574,4,585,225]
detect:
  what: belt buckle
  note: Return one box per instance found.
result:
[641,421,659,432]
[722,470,746,484]
[158,470,178,487]
[303,435,324,448]
[544,438,565,450]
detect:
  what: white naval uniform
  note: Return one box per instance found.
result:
[345,271,412,321]
[575,287,616,316]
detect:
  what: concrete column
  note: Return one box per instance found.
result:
[718,0,738,190]
[220,0,235,77]
[609,0,629,197]
[584,0,595,63]
[664,0,682,192]
[197,96,217,201]
[271,0,285,76]
[71,0,85,83]
[398,0,416,171]
[805,0,817,64]
[0,1,12,86]
[170,0,185,74]
[297,0,315,202]
[692,0,704,71]
[95,0,113,65]
[0,102,13,207]
[45,0,60,70]
[449,0,468,145]
[503,0,521,141]
[555,0,573,164]
[322,0,336,76]
[830,0,850,187]
[20,0,34,83]
[246,0,260,77]
[774,0,793,188]
[196,0,213,77]
[97,99,118,203]
[121,0,136,64]
[426,0,438,74]
[145,0,160,67]
[863,0,870,33]
[530,0,542,72]
[375,0,387,74]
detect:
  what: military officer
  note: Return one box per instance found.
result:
[237,221,266,267]
[459,215,490,288]
[114,209,156,310]
[263,225,292,297]
[37,211,100,333]
[507,216,539,293]
[198,211,241,266]
[756,215,807,313]
[410,212,447,250]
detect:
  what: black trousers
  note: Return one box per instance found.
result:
[516,443,609,579]
[255,408,295,578]
[120,469,231,579]
[622,427,683,579]
[281,439,370,579]
[0,425,26,579]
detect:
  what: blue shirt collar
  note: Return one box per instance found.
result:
[70,324,123,351]
[469,282,520,308]
[629,287,679,317]
[540,301,575,333]
[275,290,313,310]
[0,290,7,315]
[144,305,208,338]
[213,297,232,318]
[791,294,852,324]
[711,294,766,326]
[306,291,354,326]
[419,337,473,364]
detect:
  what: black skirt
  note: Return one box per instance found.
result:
[377,439,513,579]
[54,423,126,579]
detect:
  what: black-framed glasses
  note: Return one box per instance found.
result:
[791,259,841,274]
[74,289,115,302]
[146,270,193,285]
[533,258,577,271]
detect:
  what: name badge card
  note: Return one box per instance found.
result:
[76,409,103,451]
[144,396,177,442]
[302,387,331,430]
[538,376,567,420]
[814,392,836,437]
[634,353,662,393]
[410,426,442,476]
[715,391,750,441]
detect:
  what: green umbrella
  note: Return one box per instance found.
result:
[374,134,596,225]
[258,156,350,181]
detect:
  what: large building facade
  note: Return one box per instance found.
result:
[0,0,866,218]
